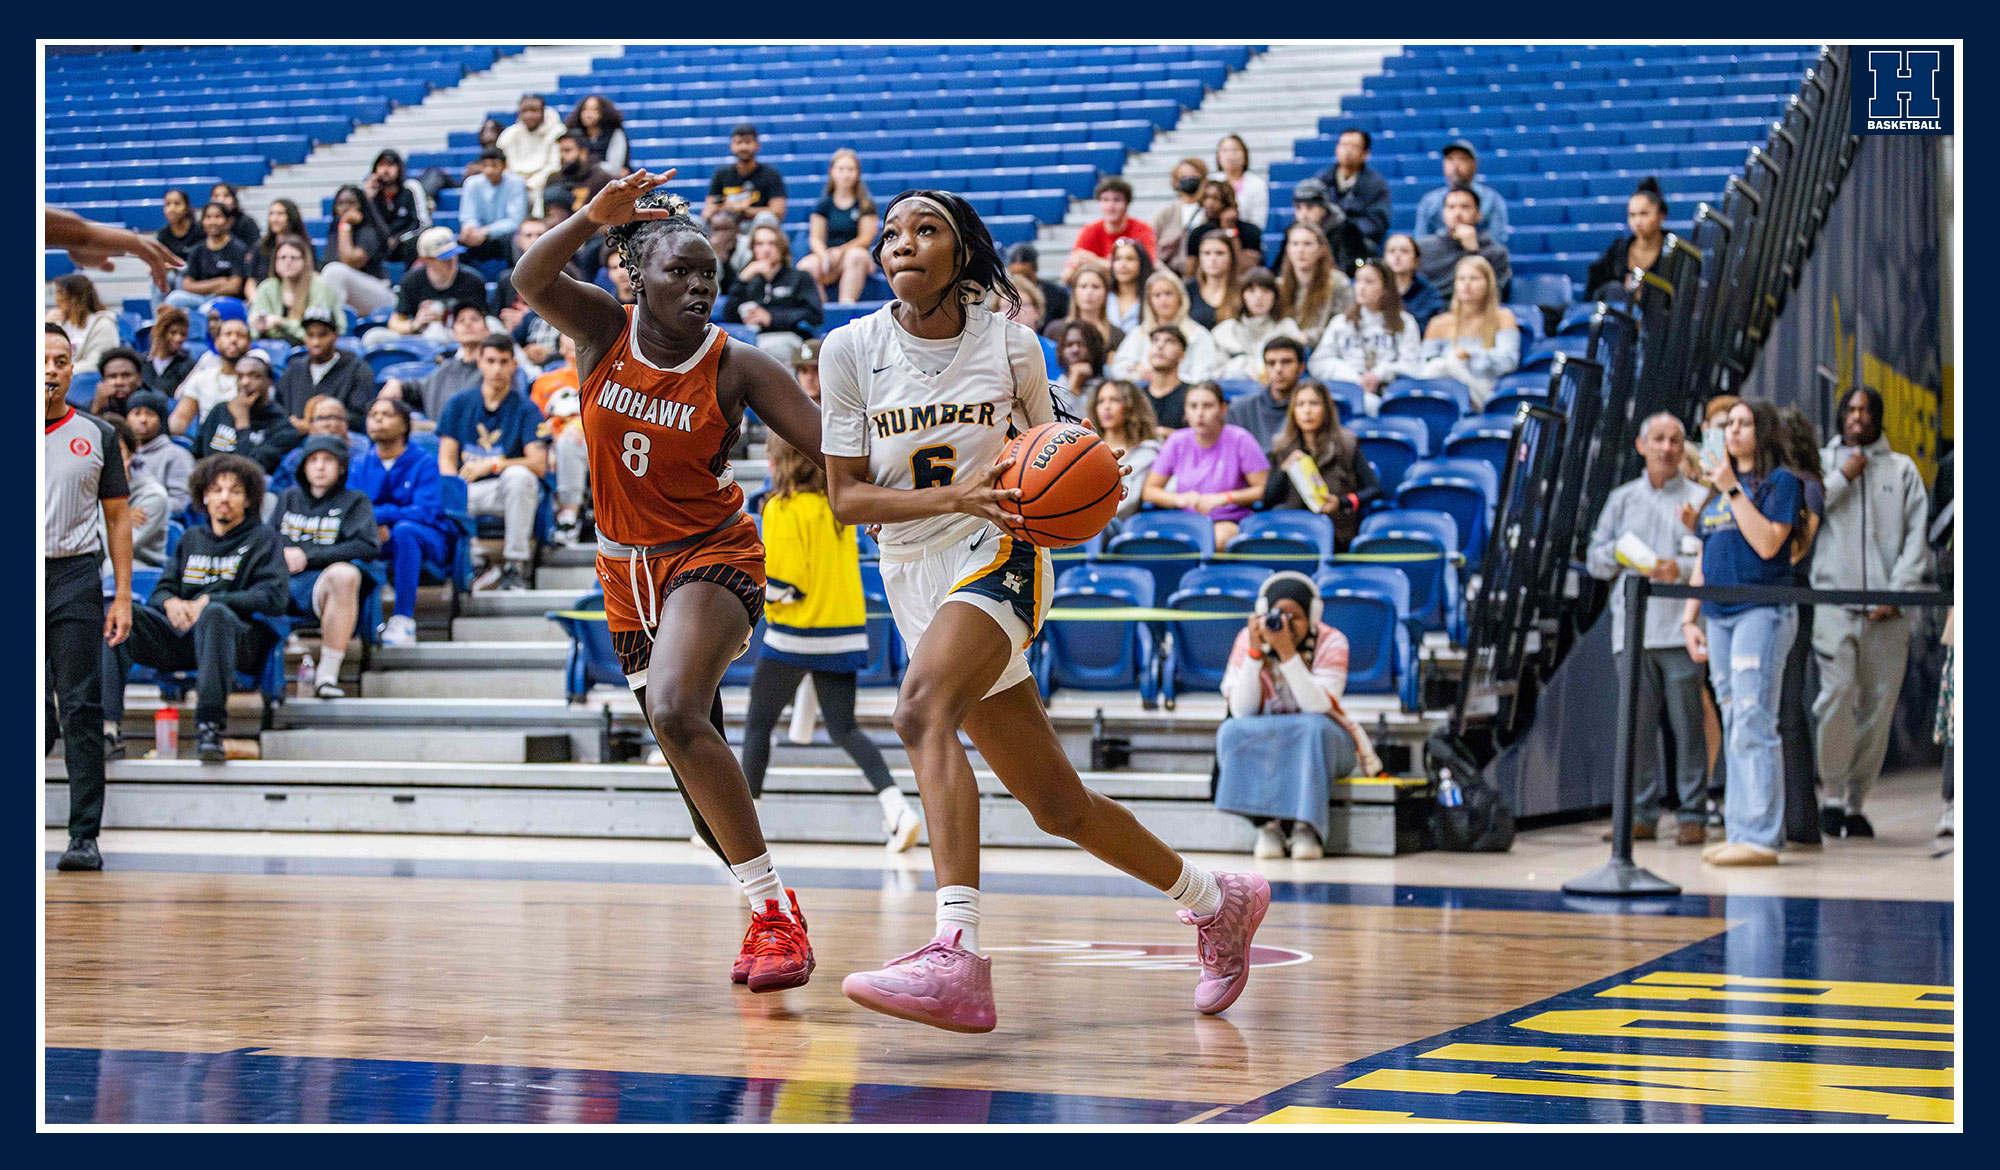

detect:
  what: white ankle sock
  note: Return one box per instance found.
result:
[1166,859,1222,918]
[936,885,980,953]
[729,852,791,918]
[316,646,346,686]
[877,786,912,819]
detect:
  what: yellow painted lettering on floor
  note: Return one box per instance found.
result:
[1514,1008,1954,1052]
[1339,1044,1952,1123]
[1598,972,1954,1011]
[1251,1106,1497,1125]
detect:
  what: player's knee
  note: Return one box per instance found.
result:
[1022,786,1092,840]
[891,677,960,744]
[647,688,714,751]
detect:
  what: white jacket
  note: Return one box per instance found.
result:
[1309,308,1423,387]
[1813,435,1930,597]
[1107,317,1219,383]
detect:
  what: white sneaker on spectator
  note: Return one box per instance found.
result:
[1253,822,1286,859]
[314,681,345,699]
[1288,824,1324,861]
[473,562,503,591]
[552,515,580,548]
[1937,802,1954,838]
[495,564,529,592]
[886,808,923,853]
[380,615,418,647]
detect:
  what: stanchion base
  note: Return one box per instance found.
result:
[1561,858,1682,897]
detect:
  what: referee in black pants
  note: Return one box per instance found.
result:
[45,325,132,872]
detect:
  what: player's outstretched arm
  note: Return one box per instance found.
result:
[725,341,823,470]
[514,169,679,376]
[46,208,183,293]
[826,454,1020,529]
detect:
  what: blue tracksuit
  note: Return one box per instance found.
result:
[348,443,453,618]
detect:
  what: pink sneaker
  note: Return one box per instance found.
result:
[841,931,996,1034]
[1178,871,1271,1015]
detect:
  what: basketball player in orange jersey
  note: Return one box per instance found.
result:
[512,170,827,992]
[820,190,1271,1033]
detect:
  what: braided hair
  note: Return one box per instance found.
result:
[871,189,1019,319]
[605,190,709,298]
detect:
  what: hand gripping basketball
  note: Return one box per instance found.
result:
[995,422,1124,548]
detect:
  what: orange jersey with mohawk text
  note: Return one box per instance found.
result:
[577,310,745,547]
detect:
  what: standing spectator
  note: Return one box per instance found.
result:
[704,122,788,223]
[48,273,121,371]
[1275,222,1353,348]
[799,148,880,304]
[1776,407,1826,848]
[44,325,132,872]
[1226,335,1307,451]
[105,416,169,570]
[243,199,307,287]
[1107,239,1152,336]
[169,317,251,435]
[88,346,145,417]
[1214,571,1380,860]
[275,306,376,431]
[276,435,380,698]
[384,228,490,342]
[1585,178,1670,302]
[1109,272,1219,383]
[529,331,587,545]
[1085,379,1161,519]
[1213,267,1305,383]
[1812,388,1930,839]
[1315,128,1393,264]
[725,222,825,367]
[269,394,368,495]
[498,95,565,214]
[553,133,618,211]
[1310,259,1422,411]
[164,202,251,312]
[1210,134,1269,231]
[1184,179,1264,275]
[1062,176,1157,280]
[1383,233,1445,332]
[209,182,261,249]
[1153,157,1210,275]
[1682,399,1801,867]
[319,185,397,316]
[1132,325,1192,430]
[564,93,629,171]
[1586,412,1711,845]
[351,397,450,648]
[1054,321,1110,396]
[142,306,196,396]
[155,188,200,261]
[1142,381,1269,548]
[123,390,192,515]
[1420,255,1520,409]
[106,453,289,763]
[459,147,529,265]
[192,350,302,474]
[383,301,492,420]
[361,151,427,264]
[1413,139,1511,245]
[1259,381,1381,549]
[1184,232,1242,330]
[1045,258,1122,352]
[437,335,547,592]
[1416,186,1512,298]
[248,237,340,343]
[1006,243,1070,323]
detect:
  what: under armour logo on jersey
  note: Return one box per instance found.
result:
[593,381,698,432]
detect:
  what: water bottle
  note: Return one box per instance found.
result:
[297,653,315,698]
[154,708,178,761]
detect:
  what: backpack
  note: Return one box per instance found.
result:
[1426,727,1515,852]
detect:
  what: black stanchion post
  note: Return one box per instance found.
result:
[1563,574,1682,896]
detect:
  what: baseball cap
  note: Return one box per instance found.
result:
[1442,138,1479,159]
[1291,178,1332,209]
[446,299,488,322]
[795,337,821,368]
[235,349,273,374]
[749,210,781,231]
[302,305,340,332]
[203,296,248,323]
[417,225,465,261]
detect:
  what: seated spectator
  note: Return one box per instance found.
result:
[1184,179,1263,276]
[244,199,307,287]
[1141,381,1268,548]
[799,149,880,304]
[209,182,262,249]
[351,397,450,648]
[1276,222,1353,348]
[1130,325,1192,429]
[104,453,289,762]
[1007,283,1062,378]
[1225,336,1307,451]
[1006,242,1070,322]
[459,147,529,265]
[170,318,252,436]
[88,346,145,417]
[1084,379,1161,519]
[1261,380,1383,549]
[704,205,742,292]
[495,218,551,319]
[1417,186,1512,299]
[551,132,618,212]
[793,336,823,400]
[1106,239,1151,336]
[384,228,489,340]
[1309,259,1422,411]
[1043,258,1123,352]
[564,93,629,171]
[1383,233,1445,331]
[361,151,428,265]
[1184,232,1243,330]
[193,351,302,476]
[1413,139,1511,245]
[1213,571,1380,860]
[155,188,200,262]
[104,416,169,569]
[319,185,398,317]
[437,335,547,591]
[1210,134,1269,231]
[1062,176,1157,282]
[1288,178,1343,244]
[705,122,788,223]
[47,274,121,371]
[142,306,197,396]
[1054,320,1109,396]
[1586,177,1670,302]
[270,393,369,494]
[383,301,491,420]
[604,249,638,305]
[1314,128,1393,267]
[276,306,376,431]
[276,434,381,698]
[724,223,824,367]
[499,94,565,213]
[248,236,341,344]
[163,202,251,314]
[1109,272,1218,384]
[529,332,587,545]
[1213,267,1305,383]
[1420,255,1520,409]
[123,390,192,514]
[1153,157,1210,276]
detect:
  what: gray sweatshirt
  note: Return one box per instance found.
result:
[133,432,194,516]
[1812,435,1929,602]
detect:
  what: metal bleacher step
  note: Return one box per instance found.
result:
[542,543,601,568]
[450,615,565,642]
[459,589,584,618]
[358,669,567,700]
[370,641,570,671]
[535,565,598,591]
[261,728,583,764]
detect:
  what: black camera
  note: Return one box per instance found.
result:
[1261,611,1287,632]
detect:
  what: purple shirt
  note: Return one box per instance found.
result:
[1152,424,1266,523]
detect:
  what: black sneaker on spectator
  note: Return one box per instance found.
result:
[57,836,102,872]
[196,722,227,763]
[1842,812,1875,838]
[473,562,504,592]
[314,680,345,700]
[1937,802,1953,838]
[1819,805,1847,838]
[103,728,126,761]
[496,564,529,592]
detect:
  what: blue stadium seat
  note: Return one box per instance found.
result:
[1226,511,1334,573]
[1396,457,1499,564]
[1033,563,1157,703]
[1350,416,1429,494]
[1318,380,1368,423]
[1378,378,1470,453]
[1160,564,1264,705]
[1442,416,1516,483]
[1102,511,1213,606]
[1354,508,1462,642]
[1312,565,1418,711]
[1556,302,1604,335]
[549,591,623,701]
[857,561,900,687]
[65,371,100,411]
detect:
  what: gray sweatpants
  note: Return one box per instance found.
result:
[1812,607,1911,815]
[553,427,587,511]
[1619,646,1710,825]
[466,464,541,564]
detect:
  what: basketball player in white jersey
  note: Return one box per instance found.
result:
[820,190,1272,1033]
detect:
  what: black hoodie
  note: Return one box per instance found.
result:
[151,515,289,617]
[194,393,303,471]
[275,348,379,431]
[277,437,381,570]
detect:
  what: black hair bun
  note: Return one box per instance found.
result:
[1635,176,1662,194]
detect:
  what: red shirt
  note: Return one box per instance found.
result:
[1073,217,1157,261]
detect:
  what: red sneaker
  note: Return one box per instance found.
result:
[740,889,815,993]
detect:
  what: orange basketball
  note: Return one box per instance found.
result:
[996,422,1123,548]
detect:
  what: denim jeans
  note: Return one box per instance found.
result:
[1704,605,1796,851]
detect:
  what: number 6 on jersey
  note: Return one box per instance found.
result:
[910,444,956,489]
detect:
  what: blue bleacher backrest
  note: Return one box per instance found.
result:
[1396,457,1499,563]
[1354,508,1462,641]
[1557,302,1604,335]
[1103,511,1214,604]
[550,591,624,701]
[1350,415,1429,494]
[1312,565,1416,708]
[1228,511,1334,571]
[66,371,100,411]
[163,519,185,562]
[1162,564,1264,701]
[1216,378,1263,402]
[1379,379,1469,453]
[1504,304,1547,344]
[1319,380,1367,423]
[1516,274,1575,307]
[857,561,898,686]
[1443,416,1515,483]
[1037,563,1156,699]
